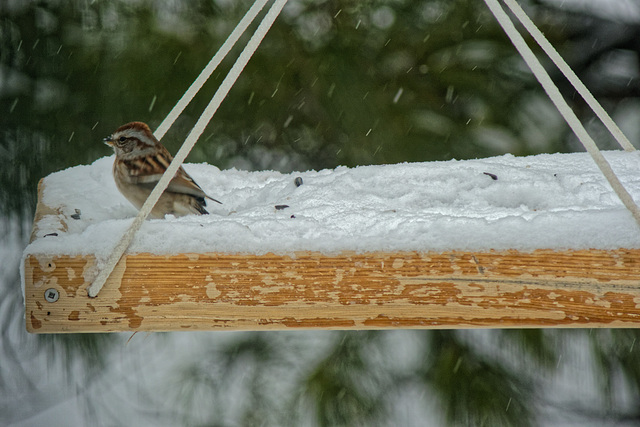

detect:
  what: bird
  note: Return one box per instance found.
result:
[103,121,221,219]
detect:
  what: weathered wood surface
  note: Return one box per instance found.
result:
[24,249,640,333]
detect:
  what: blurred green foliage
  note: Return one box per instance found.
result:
[2,0,640,426]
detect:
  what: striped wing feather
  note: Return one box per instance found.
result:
[123,147,219,203]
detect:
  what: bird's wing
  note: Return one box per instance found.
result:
[123,148,172,183]
[169,167,222,204]
[125,148,221,204]
[167,168,208,199]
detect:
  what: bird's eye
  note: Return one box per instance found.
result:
[119,136,126,142]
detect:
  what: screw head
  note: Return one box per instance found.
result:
[44,288,59,303]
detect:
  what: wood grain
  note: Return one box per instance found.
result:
[24,249,640,333]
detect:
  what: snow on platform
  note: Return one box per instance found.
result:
[24,151,640,260]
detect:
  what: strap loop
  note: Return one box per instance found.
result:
[88,0,289,297]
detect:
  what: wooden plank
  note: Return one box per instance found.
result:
[24,249,640,333]
[29,179,67,243]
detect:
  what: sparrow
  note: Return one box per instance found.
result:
[104,121,221,219]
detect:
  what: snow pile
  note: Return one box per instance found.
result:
[24,151,640,259]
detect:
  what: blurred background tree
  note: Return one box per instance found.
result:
[2,0,640,425]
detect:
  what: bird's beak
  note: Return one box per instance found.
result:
[103,135,114,147]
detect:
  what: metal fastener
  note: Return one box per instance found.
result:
[45,288,59,303]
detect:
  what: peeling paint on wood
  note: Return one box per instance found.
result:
[23,249,640,333]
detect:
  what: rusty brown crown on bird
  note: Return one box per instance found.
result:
[104,121,221,219]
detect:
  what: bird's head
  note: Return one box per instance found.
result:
[104,121,158,159]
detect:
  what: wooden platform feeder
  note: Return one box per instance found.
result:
[23,179,640,333]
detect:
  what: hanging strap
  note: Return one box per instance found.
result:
[153,0,270,141]
[501,0,635,152]
[483,0,640,229]
[88,0,289,297]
